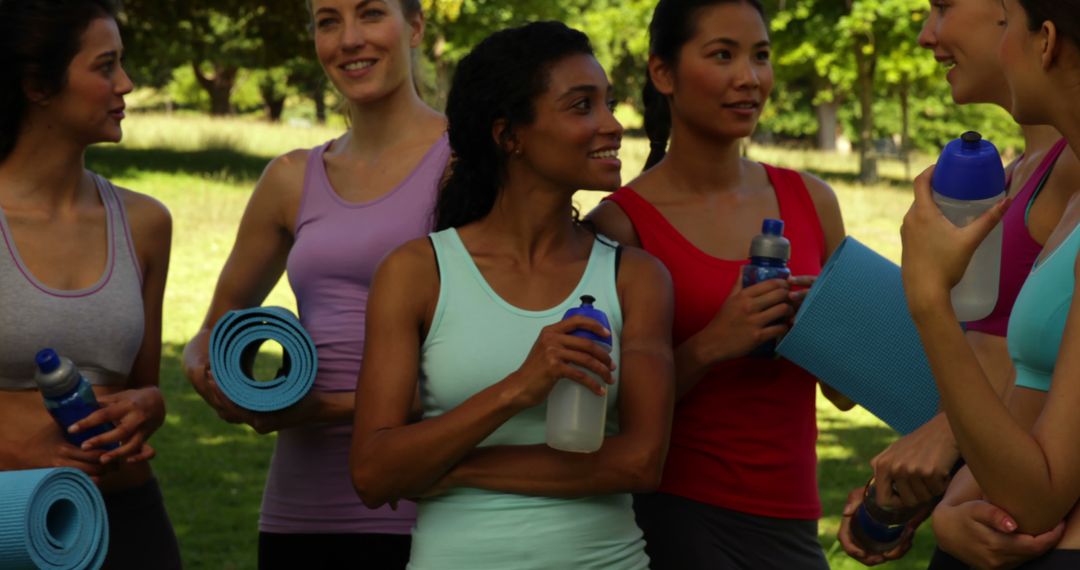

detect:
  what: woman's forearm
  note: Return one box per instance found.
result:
[352,375,528,508]
[915,305,1065,532]
[446,435,664,498]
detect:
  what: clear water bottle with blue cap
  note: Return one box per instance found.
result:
[34,348,118,450]
[546,295,612,453]
[742,219,791,357]
[932,131,1007,322]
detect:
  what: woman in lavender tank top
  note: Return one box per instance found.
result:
[0,1,180,567]
[182,0,448,567]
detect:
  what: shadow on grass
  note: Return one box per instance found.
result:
[87,146,270,186]
[153,341,276,570]
[801,167,914,190]
[816,413,938,569]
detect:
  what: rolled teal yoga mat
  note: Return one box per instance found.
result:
[776,237,939,434]
[0,468,108,570]
[209,306,317,412]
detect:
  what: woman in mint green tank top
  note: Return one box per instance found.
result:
[350,22,676,569]
[902,1,1080,566]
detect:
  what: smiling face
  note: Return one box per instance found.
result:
[656,1,774,142]
[510,54,624,192]
[310,0,421,105]
[917,0,1011,107]
[38,17,132,145]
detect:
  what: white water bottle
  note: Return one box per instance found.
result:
[931,131,1007,322]
[545,295,613,453]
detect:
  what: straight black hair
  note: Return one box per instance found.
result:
[642,0,765,171]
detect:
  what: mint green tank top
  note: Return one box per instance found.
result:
[1008,221,1080,392]
[410,228,648,570]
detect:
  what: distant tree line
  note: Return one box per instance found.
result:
[118,0,1021,183]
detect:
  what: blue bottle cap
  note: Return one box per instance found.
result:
[35,348,61,374]
[931,131,1006,201]
[562,295,612,347]
[750,219,790,261]
[762,219,784,236]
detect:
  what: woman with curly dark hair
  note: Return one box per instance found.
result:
[350,21,675,569]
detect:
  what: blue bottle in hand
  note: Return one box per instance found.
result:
[742,219,791,358]
[34,348,118,450]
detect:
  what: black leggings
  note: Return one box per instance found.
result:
[101,478,182,570]
[930,547,1080,569]
[633,492,828,570]
[258,532,411,570]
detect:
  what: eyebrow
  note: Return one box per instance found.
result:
[557,84,615,101]
[704,38,772,49]
[315,0,384,15]
[94,50,120,61]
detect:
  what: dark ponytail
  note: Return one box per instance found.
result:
[0,0,117,162]
[435,21,594,231]
[642,77,672,171]
[642,0,766,172]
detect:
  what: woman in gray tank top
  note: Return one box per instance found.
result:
[181,1,448,567]
[0,1,180,568]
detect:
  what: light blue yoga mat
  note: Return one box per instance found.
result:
[0,468,108,570]
[209,306,317,412]
[776,237,940,434]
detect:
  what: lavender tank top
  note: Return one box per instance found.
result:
[259,134,450,534]
[0,173,144,389]
[967,138,1069,336]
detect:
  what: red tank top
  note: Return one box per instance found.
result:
[605,164,825,519]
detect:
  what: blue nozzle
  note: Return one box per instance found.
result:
[762,219,784,236]
[35,348,61,374]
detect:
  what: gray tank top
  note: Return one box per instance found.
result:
[0,173,145,389]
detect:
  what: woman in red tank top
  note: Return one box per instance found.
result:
[589,1,850,568]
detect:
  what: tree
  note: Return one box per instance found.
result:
[122,0,309,116]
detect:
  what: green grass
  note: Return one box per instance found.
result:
[88,113,932,569]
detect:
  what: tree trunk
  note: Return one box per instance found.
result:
[312,82,326,124]
[853,36,879,185]
[264,97,285,121]
[900,79,911,180]
[260,77,286,122]
[815,100,839,152]
[193,62,237,116]
[432,34,453,112]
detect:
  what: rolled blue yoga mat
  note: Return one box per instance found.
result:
[776,237,939,434]
[0,467,108,570]
[209,306,317,412]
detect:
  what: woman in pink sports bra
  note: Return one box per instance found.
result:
[836,0,1080,567]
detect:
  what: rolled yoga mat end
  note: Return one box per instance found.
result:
[0,467,108,570]
[209,306,317,412]
[776,237,940,435]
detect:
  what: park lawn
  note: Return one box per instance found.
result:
[88,113,933,569]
